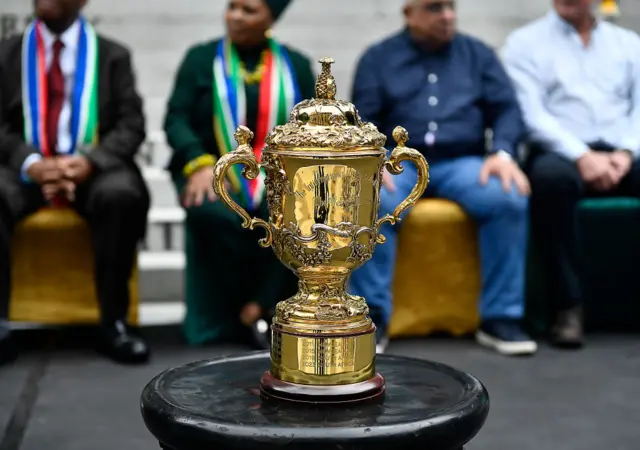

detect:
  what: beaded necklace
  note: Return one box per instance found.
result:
[240,50,268,85]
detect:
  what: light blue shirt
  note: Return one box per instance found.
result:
[502,10,640,160]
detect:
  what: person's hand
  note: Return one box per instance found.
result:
[182,166,216,208]
[26,158,62,185]
[479,153,531,195]
[42,179,76,202]
[577,151,617,191]
[58,155,93,184]
[609,150,633,183]
[382,168,396,193]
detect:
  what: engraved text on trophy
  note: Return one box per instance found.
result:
[292,164,367,250]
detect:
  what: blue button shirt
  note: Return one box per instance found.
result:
[351,29,524,161]
[502,11,640,160]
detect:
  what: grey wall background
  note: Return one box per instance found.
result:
[2,0,640,145]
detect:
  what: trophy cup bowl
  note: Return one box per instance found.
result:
[212,57,429,403]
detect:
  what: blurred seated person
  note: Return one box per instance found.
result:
[0,0,150,367]
[502,0,640,349]
[348,0,536,356]
[164,0,315,348]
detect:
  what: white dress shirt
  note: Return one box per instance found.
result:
[502,11,640,160]
[22,19,81,176]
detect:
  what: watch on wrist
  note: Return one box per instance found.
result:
[489,149,513,161]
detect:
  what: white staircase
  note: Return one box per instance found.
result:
[137,133,186,326]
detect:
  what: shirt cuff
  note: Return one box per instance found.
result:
[490,141,516,158]
[20,153,42,183]
[560,140,590,161]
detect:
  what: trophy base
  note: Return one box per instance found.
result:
[259,371,386,404]
[141,353,490,450]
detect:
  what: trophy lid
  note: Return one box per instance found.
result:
[264,57,387,150]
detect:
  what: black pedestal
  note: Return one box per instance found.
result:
[140,352,489,450]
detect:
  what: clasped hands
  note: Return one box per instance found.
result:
[577,149,633,191]
[26,155,93,202]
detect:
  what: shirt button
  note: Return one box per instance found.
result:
[429,96,438,106]
[428,73,438,84]
[428,121,438,131]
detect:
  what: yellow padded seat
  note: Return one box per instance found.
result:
[9,208,139,326]
[389,199,481,338]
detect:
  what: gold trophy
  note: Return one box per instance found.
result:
[213,57,429,403]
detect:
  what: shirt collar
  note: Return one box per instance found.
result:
[547,9,602,36]
[39,18,81,53]
[401,27,456,57]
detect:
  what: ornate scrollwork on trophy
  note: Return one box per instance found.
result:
[275,280,369,322]
[261,152,289,226]
[316,291,369,321]
[264,120,386,149]
[273,220,378,266]
[273,223,333,266]
[347,235,376,264]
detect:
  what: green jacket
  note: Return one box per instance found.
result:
[164,38,316,176]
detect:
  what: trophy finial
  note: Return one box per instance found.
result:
[392,126,409,147]
[315,57,337,100]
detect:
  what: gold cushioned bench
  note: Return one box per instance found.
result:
[389,199,481,338]
[9,208,139,325]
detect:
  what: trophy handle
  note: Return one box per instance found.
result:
[212,125,273,248]
[375,126,430,244]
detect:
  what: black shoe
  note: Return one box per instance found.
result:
[0,327,18,367]
[250,315,272,351]
[550,306,584,349]
[476,319,537,356]
[96,320,150,365]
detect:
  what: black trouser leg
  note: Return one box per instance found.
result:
[527,148,640,313]
[526,151,586,311]
[74,168,150,326]
[0,168,44,321]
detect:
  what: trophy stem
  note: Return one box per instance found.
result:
[264,267,382,403]
[275,269,370,326]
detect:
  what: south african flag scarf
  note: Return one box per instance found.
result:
[213,37,301,210]
[22,17,99,156]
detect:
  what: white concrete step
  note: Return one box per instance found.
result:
[142,166,180,209]
[138,250,184,302]
[139,301,184,326]
[139,250,184,270]
[144,205,185,252]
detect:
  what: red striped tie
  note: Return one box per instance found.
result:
[47,39,65,156]
[47,39,67,207]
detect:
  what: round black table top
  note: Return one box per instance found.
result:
[140,352,489,450]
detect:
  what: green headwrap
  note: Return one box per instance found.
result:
[263,0,292,21]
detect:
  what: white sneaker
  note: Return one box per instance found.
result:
[475,320,537,356]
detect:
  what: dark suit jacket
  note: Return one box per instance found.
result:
[0,33,146,175]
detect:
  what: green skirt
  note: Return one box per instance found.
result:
[173,175,298,346]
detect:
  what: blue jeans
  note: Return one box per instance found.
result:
[348,156,529,328]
